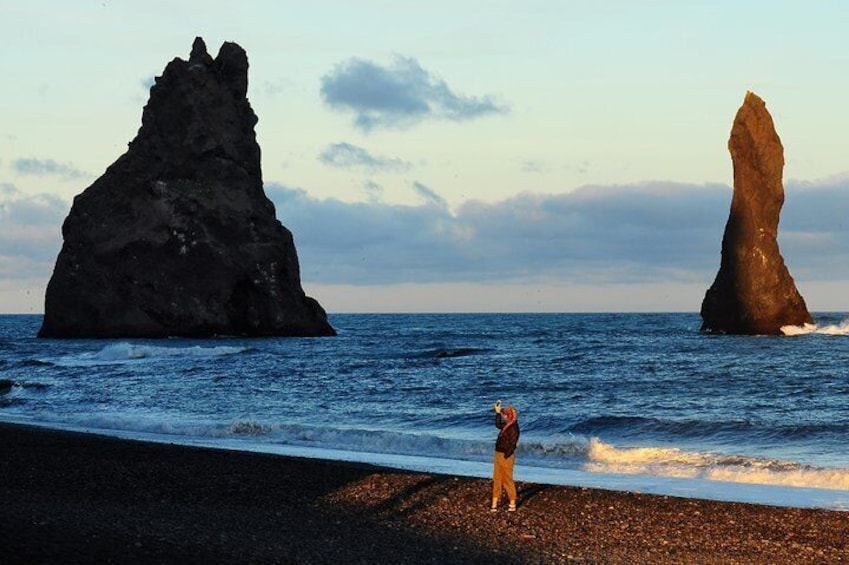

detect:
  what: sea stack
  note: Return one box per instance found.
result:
[700,91,812,335]
[39,38,335,338]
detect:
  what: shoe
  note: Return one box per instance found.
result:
[508,503,516,512]
[490,506,498,512]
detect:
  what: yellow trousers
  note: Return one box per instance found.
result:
[492,451,517,502]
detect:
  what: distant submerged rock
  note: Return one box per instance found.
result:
[700,91,812,335]
[39,37,335,338]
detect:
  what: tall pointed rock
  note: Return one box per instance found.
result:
[39,38,335,338]
[700,91,812,335]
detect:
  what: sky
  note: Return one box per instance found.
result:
[2,1,849,314]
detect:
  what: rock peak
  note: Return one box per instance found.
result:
[214,41,249,99]
[189,36,210,64]
[39,39,334,338]
[700,92,812,335]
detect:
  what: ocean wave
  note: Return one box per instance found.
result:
[250,425,849,492]
[565,415,848,443]
[567,415,758,440]
[229,420,274,435]
[272,423,492,459]
[0,379,47,393]
[569,415,654,435]
[782,319,849,336]
[22,414,495,460]
[50,342,253,366]
[0,397,26,408]
[585,438,849,491]
[8,411,849,493]
[96,343,252,361]
[16,359,55,368]
[415,347,493,359]
[521,437,589,459]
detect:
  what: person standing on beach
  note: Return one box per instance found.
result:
[491,400,520,512]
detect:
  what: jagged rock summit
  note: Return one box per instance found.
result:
[700,91,812,335]
[39,38,335,338]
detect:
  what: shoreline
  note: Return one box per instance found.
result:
[2,422,847,564]
[8,418,848,512]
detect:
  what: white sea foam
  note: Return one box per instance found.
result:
[781,320,849,336]
[11,410,848,495]
[272,422,492,460]
[705,465,849,490]
[229,420,274,436]
[58,413,849,494]
[584,437,849,491]
[51,342,250,366]
[96,343,249,361]
[3,412,848,509]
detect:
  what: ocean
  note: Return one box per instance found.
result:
[2,312,848,511]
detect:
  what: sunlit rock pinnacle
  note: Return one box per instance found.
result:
[700,91,812,335]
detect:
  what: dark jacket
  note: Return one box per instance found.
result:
[494,414,520,458]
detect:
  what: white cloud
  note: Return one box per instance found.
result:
[318,142,412,173]
[12,158,90,182]
[0,185,66,281]
[320,55,508,131]
[270,179,849,293]
[268,181,728,286]
[5,175,848,313]
[411,181,447,208]
[521,160,548,174]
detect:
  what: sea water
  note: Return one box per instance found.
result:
[1,313,848,510]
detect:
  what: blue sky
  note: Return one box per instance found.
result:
[2,1,849,313]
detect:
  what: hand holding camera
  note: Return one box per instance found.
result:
[494,399,502,413]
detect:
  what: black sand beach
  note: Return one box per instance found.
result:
[1,422,846,564]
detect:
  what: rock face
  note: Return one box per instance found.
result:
[700,91,812,335]
[39,38,335,338]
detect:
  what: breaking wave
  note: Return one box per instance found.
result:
[263,427,849,492]
[413,347,493,359]
[584,438,849,491]
[4,408,848,495]
[782,320,849,336]
[50,342,253,366]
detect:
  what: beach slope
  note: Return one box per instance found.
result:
[1,423,845,564]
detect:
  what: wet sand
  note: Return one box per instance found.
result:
[1,422,846,564]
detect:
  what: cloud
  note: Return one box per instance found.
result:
[268,179,849,289]
[318,142,412,173]
[267,181,724,286]
[12,158,90,181]
[320,55,508,131]
[0,185,66,281]
[5,174,846,312]
[411,181,447,208]
[363,180,383,201]
[777,178,849,279]
[521,160,548,174]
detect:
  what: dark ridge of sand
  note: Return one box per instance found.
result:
[0,423,846,564]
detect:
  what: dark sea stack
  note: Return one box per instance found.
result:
[39,37,335,338]
[700,91,812,335]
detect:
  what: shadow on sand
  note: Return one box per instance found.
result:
[0,423,532,564]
